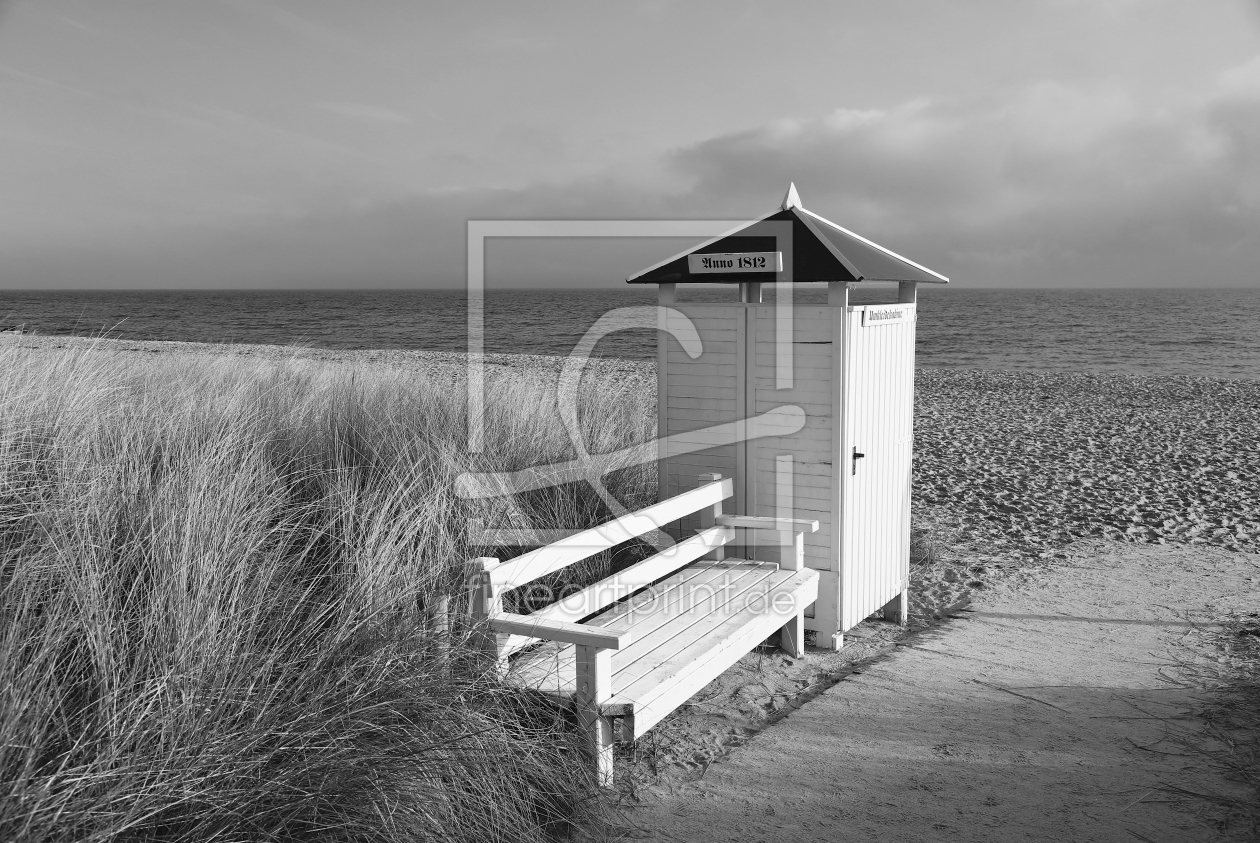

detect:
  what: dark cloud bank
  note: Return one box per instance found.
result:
[9,70,1260,290]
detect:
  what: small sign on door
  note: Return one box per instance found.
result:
[861,305,913,327]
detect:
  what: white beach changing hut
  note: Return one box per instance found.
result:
[628,184,948,648]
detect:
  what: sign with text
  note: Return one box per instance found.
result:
[687,251,782,274]
[861,305,913,327]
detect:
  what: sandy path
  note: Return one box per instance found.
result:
[628,544,1257,842]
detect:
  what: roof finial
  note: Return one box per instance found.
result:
[781,182,802,211]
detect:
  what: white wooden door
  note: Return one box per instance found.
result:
[841,304,916,630]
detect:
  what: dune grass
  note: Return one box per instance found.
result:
[0,342,654,842]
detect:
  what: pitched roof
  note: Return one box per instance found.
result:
[626,183,948,285]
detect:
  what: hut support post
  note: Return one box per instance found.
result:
[875,280,916,627]
[823,280,849,651]
[658,281,676,306]
[881,590,908,625]
[656,282,675,527]
[739,281,762,303]
[828,280,850,307]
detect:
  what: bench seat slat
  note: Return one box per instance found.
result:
[510,562,767,699]
[508,561,741,698]
[508,643,577,701]
[608,565,792,691]
[616,570,819,738]
[605,563,781,680]
[509,560,820,734]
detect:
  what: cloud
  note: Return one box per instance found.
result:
[6,58,1258,290]
[659,69,1260,287]
[1219,54,1260,100]
[315,101,415,125]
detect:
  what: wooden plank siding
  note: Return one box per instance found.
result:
[656,290,917,643]
[661,304,746,540]
[745,305,841,630]
[659,300,848,634]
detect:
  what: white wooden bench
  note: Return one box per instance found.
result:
[465,473,819,785]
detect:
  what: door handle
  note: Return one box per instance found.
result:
[852,447,865,475]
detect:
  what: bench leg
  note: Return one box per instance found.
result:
[780,612,805,658]
[578,708,614,787]
[575,644,614,787]
[880,589,908,626]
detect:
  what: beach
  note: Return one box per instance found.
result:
[4,333,1258,838]
[628,541,1259,842]
[913,368,1260,557]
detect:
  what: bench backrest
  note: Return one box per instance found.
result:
[467,474,734,660]
[491,475,732,592]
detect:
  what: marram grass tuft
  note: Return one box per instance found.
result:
[0,343,651,843]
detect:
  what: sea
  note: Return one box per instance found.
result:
[1,286,1257,381]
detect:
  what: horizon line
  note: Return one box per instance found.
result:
[2,283,1259,293]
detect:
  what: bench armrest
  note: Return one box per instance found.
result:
[716,515,820,533]
[490,613,629,650]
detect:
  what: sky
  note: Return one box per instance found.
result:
[1,0,1258,290]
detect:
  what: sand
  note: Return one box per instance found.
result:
[625,542,1259,842]
[913,369,1260,558]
